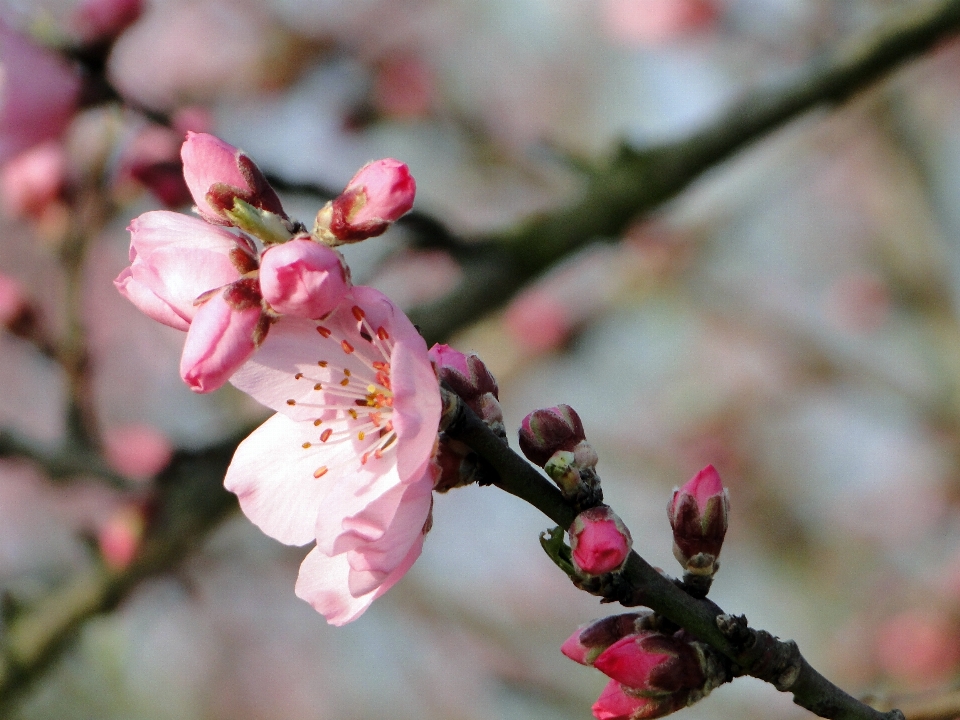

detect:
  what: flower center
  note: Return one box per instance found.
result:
[285,304,400,476]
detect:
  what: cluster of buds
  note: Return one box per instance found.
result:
[430,344,504,491]
[667,465,729,578]
[519,404,602,509]
[563,613,724,720]
[116,132,416,393]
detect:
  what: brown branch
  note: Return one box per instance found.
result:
[442,395,904,720]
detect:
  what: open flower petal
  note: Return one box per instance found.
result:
[295,534,425,626]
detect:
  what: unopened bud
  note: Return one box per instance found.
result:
[592,679,687,720]
[433,437,482,492]
[259,237,349,318]
[181,132,287,226]
[519,405,586,468]
[429,343,503,434]
[569,506,632,576]
[562,612,652,666]
[322,159,415,243]
[594,632,706,697]
[668,465,729,577]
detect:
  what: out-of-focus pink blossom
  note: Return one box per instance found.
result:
[875,608,960,688]
[569,506,632,576]
[0,22,80,162]
[172,106,213,135]
[180,280,268,393]
[103,424,173,480]
[114,210,257,330]
[668,464,729,576]
[373,55,435,120]
[181,131,285,224]
[0,141,66,219]
[503,289,571,353]
[224,286,441,625]
[599,0,717,46]
[592,679,683,720]
[116,125,191,207]
[72,0,144,42]
[259,238,350,319]
[328,159,415,242]
[0,272,29,327]
[97,505,146,570]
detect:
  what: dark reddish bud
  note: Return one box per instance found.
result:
[594,632,705,697]
[518,404,585,468]
[428,344,502,432]
[668,465,729,576]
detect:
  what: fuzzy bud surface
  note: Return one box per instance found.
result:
[519,404,586,468]
[562,613,650,666]
[594,632,706,696]
[668,464,729,576]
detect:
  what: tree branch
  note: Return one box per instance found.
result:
[442,395,904,720]
[410,0,960,344]
[0,433,243,712]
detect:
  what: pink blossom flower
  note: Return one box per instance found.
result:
[114,210,258,331]
[0,21,80,163]
[72,0,144,42]
[0,141,65,219]
[569,506,632,576]
[181,131,285,224]
[179,279,269,393]
[259,238,350,319]
[224,285,441,624]
[328,159,415,242]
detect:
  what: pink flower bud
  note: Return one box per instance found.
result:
[562,613,649,666]
[97,505,146,570]
[0,141,65,219]
[0,22,80,163]
[668,465,729,576]
[591,679,686,720]
[179,279,268,393]
[519,405,586,468]
[594,633,705,696]
[259,238,350,318]
[569,506,632,576]
[329,159,415,242]
[181,132,285,224]
[429,344,498,406]
[73,0,144,42]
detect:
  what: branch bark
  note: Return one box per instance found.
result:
[442,395,904,720]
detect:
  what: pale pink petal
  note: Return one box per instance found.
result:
[391,338,441,480]
[259,238,350,319]
[225,414,345,545]
[179,288,261,393]
[114,265,190,330]
[294,534,424,626]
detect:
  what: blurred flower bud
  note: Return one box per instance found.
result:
[433,436,483,493]
[259,237,350,318]
[0,141,66,220]
[0,21,80,163]
[181,132,286,225]
[562,612,651,666]
[0,272,31,330]
[591,679,687,720]
[179,279,268,393]
[97,505,146,570]
[668,465,729,577]
[569,506,632,576]
[103,424,173,480]
[594,632,706,697]
[323,159,415,242]
[519,404,585,468]
[73,0,144,43]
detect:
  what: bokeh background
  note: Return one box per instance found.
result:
[3,0,960,718]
